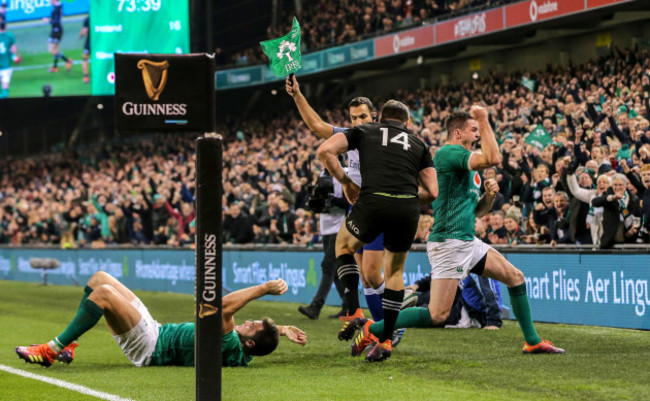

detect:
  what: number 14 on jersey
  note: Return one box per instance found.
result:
[381,127,411,151]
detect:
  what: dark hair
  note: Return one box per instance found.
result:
[348,97,374,111]
[0,22,5,31]
[245,317,279,357]
[380,99,409,123]
[445,111,472,135]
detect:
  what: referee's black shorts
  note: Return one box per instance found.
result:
[345,193,419,253]
[49,25,63,43]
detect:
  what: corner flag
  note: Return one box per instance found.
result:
[260,17,302,78]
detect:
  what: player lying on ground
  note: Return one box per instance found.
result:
[16,271,307,367]
[340,107,565,355]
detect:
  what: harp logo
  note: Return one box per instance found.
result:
[137,59,169,101]
[121,58,187,117]
[199,303,219,319]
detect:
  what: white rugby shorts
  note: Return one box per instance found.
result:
[113,297,161,367]
[427,237,490,280]
[0,68,13,87]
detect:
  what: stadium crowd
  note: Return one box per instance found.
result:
[222,0,509,67]
[1,46,649,249]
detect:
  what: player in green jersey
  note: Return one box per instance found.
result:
[0,21,21,98]
[342,106,565,354]
[15,271,307,368]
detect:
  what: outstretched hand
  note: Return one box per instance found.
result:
[265,278,288,295]
[282,326,307,345]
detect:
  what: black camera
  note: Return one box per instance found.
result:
[306,173,334,213]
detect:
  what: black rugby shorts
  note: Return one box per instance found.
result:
[345,194,419,253]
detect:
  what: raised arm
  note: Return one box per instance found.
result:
[469,105,502,171]
[566,174,594,204]
[286,75,335,139]
[222,279,288,334]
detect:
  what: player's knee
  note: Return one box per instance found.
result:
[504,267,525,287]
[88,271,111,288]
[365,273,384,288]
[88,284,116,307]
[428,308,451,325]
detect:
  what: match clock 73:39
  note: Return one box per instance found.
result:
[117,0,162,12]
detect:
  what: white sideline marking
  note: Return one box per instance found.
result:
[13,60,83,72]
[0,364,134,401]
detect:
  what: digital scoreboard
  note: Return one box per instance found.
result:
[90,0,189,95]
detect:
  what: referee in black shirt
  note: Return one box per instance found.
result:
[317,100,438,362]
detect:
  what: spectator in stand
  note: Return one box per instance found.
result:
[591,174,642,248]
[549,191,571,247]
[532,186,556,243]
[622,162,650,242]
[483,210,508,245]
[270,195,298,244]
[223,203,255,245]
[504,208,525,246]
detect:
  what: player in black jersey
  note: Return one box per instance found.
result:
[80,16,89,83]
[317,100,438,362]
[43,0,72,73]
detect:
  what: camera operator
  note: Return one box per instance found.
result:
[298,168,350,319]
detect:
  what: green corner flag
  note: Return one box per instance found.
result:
[525,124,552,151]
[260,17,302,78]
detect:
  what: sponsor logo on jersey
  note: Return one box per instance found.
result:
[347,219,360,235]
[456,266,464,273]
[473,172,482,188]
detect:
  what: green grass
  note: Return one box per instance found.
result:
[8,17,90,97]
[1,280,648,401]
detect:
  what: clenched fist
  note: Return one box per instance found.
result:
[484,178,499,197]
[264,278,288,295]
[470,105,488,121]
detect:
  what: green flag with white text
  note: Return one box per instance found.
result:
[525,125,552,150]
[260,17,302,78]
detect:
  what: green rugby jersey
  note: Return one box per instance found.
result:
[0,32,16,69]
[429,144,482,242]
[148,323,252,367]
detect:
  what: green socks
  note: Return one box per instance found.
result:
[79,285,94,308]
[508,283,541,345]
[369,307,433,336]
[53,298,104,349]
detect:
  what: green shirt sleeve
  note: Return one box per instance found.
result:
[222,331,252,367]
[435,145,471,172]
